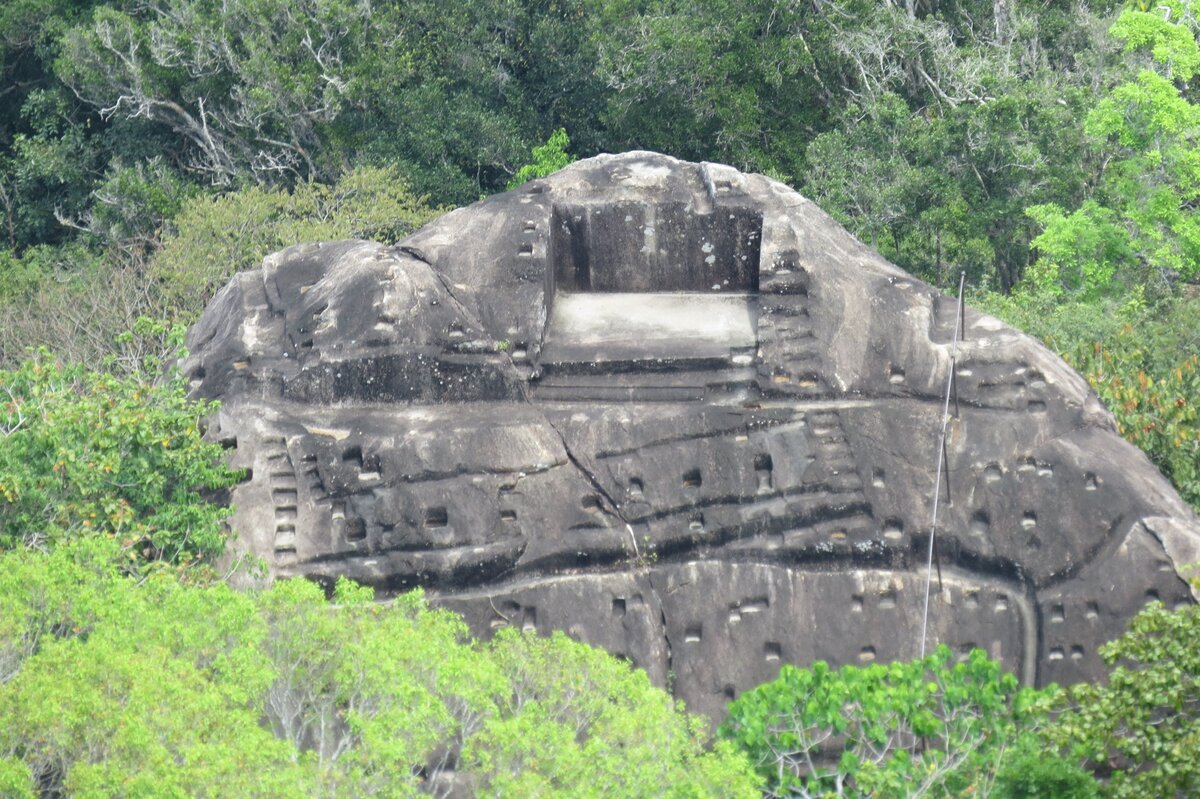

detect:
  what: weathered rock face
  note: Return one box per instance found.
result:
[185,152,1200,722]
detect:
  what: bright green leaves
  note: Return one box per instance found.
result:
[1052,601,1200,799]
[1024,202,1131,299]
[507,128,576,190]
[1087,70,1200,147]
[1085,68,1200,287]
[1024,9,1200,295]
[0,347,239,567]
[0,543,758,797]
[719,645,1065,799]
[0,757,34,799]
[151,165,440,313]
[990,739,1100,799]
[466,629,760,798]
[0,541,301,798]
[1110,9,1200,80]
[256,577,494,797]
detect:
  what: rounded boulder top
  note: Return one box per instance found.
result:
[184,151,1200,722]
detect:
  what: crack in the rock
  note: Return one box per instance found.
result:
[543,415,640,555]
[398,245,489,337]
[593,415,800,460]
[534,298,550,368]
[395,244,431,265]
[508,361,640,557]
[511,375,681,687]
[1139,518,1200,601]
[659,598,674,694]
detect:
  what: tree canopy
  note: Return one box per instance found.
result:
[2,2,1200,795]
[0,539,761,798]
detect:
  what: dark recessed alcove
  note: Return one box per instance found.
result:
[549,201,762,294]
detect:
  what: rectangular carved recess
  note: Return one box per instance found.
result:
[550,201,762,294]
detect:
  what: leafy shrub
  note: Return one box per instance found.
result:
[1052,600,1200,799]
[1023,201,1131,299]
[152,165,441,315]
[507,128,576,189]
[0,539,307,797]
[1023,8,1200,296]
[467,628,758,797]
[992,742,1100,799]
[0,541,760,798]
[0,337,239,567]
[719,645,1061,799]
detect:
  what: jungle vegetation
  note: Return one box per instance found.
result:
[1,0,1200,796]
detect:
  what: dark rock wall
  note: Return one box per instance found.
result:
[550,201,761,292]
[185,152,1200,725]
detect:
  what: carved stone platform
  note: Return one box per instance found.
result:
[184,152,1200,723]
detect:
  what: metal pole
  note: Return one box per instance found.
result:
[957,271,966,343]
[941,437,953,509]
[951,360,960,419]
[919,273,967,658]
[919,372,954,658]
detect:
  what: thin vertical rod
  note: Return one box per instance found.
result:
[951,359,961,419]
[956,271,966,342]
[941,436,953,509]
[919,371,955,658]
[919,273,967,659]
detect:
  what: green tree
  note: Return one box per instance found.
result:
[507,128,576,189]
[55,0,382,185]
[1052,599,1200,799]
[0,0,111,254]
[467,628,760,797]
[0,539,305,798]
[991,740,1100,799]
[1022,201,1133,299]
[0,90,98,252]
[720,645,1064,799]
[596,0,828,176]
[0,337,239,566]
[800,0,1106,291]
[151,165,440,314]
[51,0,559,203]
[1025,6,1200,296]
[257,577,500,797]
[0,538,760,798]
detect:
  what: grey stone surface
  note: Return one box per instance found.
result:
[184,151,1200,723]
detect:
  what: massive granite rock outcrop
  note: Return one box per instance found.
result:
[184,152,1200,722]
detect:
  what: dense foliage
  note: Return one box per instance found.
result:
[3,0,1200,795]
[0,539,760,798]
[1053,599,1200,799]
[150,165,442,314]
[719,645,1089,799]
[0,0,1154,281]
[0,336,239,567]
[0,166,439,364]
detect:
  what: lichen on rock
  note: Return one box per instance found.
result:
[184,152,1200,723]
